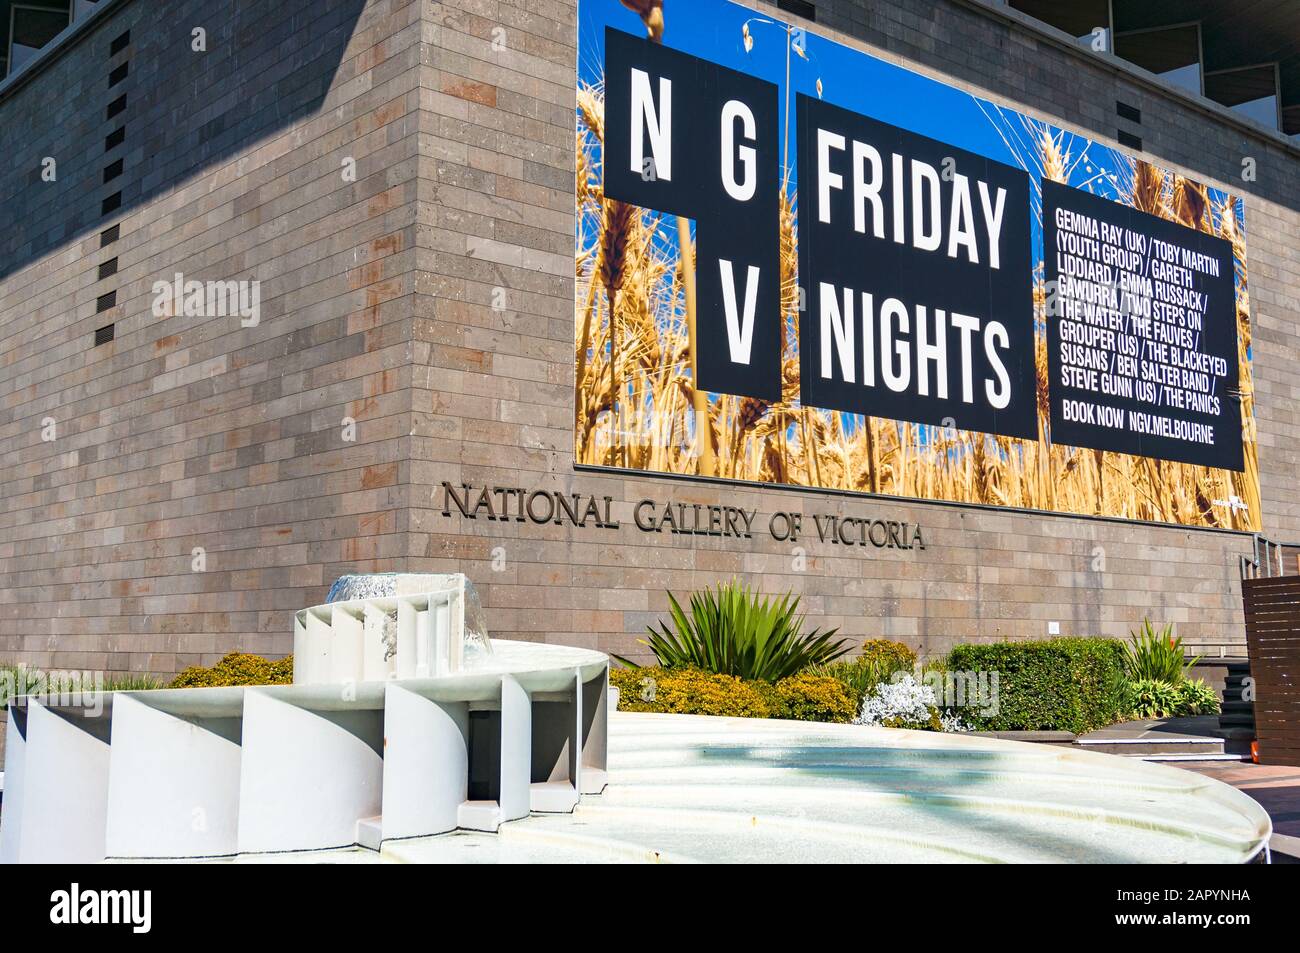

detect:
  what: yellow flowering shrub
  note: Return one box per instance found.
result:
[610,666,781,718]
[170,652,294,688]
[775,673,856,723]
[859,639,917,673]
[268,655,295,683]
[611,666,854,722]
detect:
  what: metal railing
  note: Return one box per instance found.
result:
[1239,534,1298,579]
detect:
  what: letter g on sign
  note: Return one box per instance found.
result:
[721,99,757,201]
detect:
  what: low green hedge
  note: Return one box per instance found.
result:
[945,637,1127,734]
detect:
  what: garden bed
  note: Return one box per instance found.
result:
[612,582,1223,738]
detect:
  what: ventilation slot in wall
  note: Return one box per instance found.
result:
[96,30,129,349]
[1117,130,1143,150]
[778,0,815,20]
[1116,100,1141,124]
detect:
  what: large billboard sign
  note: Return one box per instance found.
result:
[576,0,1258,530]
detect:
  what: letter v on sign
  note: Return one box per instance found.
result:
[718,260,760,363]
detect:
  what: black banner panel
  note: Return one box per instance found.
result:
[795,94,1036,439]
[604,27,781,400]
[604,27,702,218]
[1043,179,1243,470]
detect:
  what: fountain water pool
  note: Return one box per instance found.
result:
[307,711,1273,864]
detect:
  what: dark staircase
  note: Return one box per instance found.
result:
[1217,659,1256,756]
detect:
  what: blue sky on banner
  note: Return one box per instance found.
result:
[577,0,1245,258]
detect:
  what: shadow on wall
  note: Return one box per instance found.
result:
[0,0,371,284]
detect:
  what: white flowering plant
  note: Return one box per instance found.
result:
[854,673,971,732]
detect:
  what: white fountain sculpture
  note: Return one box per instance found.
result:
[294,573,495,684]
[0,574,609,863]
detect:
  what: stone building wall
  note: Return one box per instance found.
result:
[1,0,1297,674]
[0,0,421,674]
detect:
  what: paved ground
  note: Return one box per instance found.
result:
[1174,761,1300,862]
[1082,715,1229,741]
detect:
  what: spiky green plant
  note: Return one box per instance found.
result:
[1129,677,1184,719]
[1,666,167,706]
[101,674,167,692]
[628,580,849,681]
[1177,678,1221,716]
[1123,620,1198,683]
[0,664,45,708]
